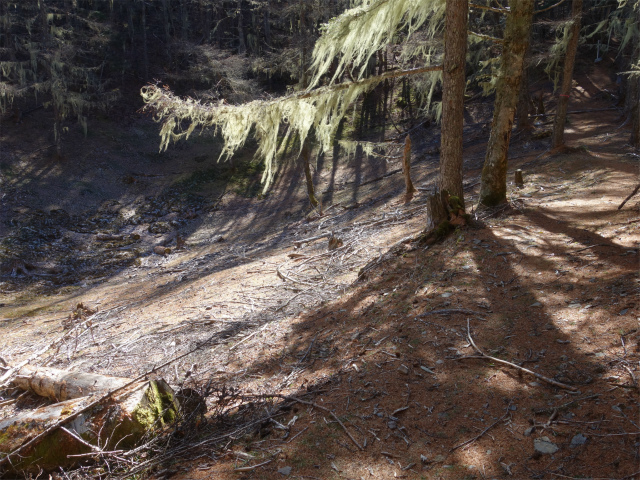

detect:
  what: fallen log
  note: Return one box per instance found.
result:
[12,365,132,401]
[0,379,179,473]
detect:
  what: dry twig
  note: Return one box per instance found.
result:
[456,319,578,392]
[451,403,512,451]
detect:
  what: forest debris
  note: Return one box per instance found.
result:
[618,183,640,210]
[328,235,344,250]
[451,402,512,451]
[95,233,124,241]
[533,436,559,454]
[416,309,484,318]
[293,232,333,248]
[456,319,578,391]
[154,245,171,256]
[233,458,274,472]
[0,379,179,473]
[12,365,131,401]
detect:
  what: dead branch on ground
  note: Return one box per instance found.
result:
[455,319,578,392]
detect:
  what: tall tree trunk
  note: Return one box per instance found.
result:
[439,0,468,209]
[631,77,640,148]
[141,0,149,80]
[551,0,583,149]
[516,26,534,131]
[237,0,246,54]
[263,0,271,48]
[629,6,640,148]
[478,0,534,207]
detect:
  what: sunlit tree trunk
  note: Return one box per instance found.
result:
[478,0,534,207]
[551,0,583,149]
[629,5,640,149]
[439,0,468,209]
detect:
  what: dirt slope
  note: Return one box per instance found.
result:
[0,60,638,480]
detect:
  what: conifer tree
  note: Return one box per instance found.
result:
[478,0,534,207]
[551,0,584,149]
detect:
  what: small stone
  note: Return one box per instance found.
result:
[530,302,542,307]
[420,454,428,464]
[524,427,535,437]
[387,420,397,429]
[436,360,444,365]
[473,239,482,245]
[508,405,517,411]
[278,466,292,476]
[433,455,446,463]
[619,309,629,315]
[398,364,409,375]
[595,352,605,358]
[441,292,453,298]
[570,433,587,448]
[529,382,541,387]
[534,436,559,454]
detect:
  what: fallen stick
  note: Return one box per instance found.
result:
[568,244,611,254]
[618,183,640,210]
[229,324,268,351]
[450,403,511,451]
[455,319,578,392]
[293,232,333,248]
[416,309,484,318]
[233,458,274,472]
[244,394,363,451]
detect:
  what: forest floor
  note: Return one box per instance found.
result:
[0,58,639,480]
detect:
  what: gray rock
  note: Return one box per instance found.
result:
[524,427,535,437]
[278,466,292,476]
[534,436,559,454]
[570,433,587,448]
[530,302,542,307]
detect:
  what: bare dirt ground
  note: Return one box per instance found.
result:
[0,59,639,480]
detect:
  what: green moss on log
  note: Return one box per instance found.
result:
[133,380,178,429]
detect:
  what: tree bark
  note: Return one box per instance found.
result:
[439,0,468,209]
[302,142,320,212]
[630,5,640,148]
[551,0,583,149]
[402,134,416,203]
[478,0,534,207]
[631,76,640,148]
[237,0,246,54]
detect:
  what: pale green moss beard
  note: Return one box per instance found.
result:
[142,0,447,193]
[310,0,445,87]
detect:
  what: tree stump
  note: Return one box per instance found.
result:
[515,169,524,188]
[0,379,179,473]
[402,135,416,203]
[425,190,449,232]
